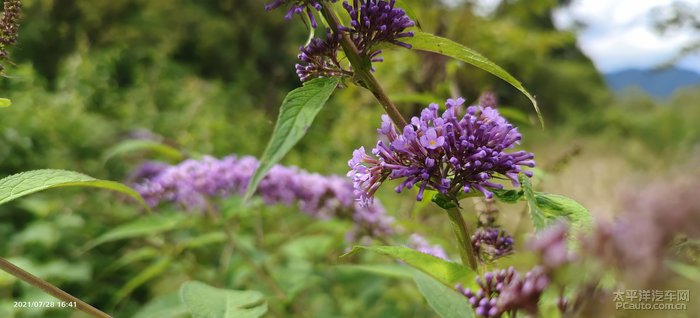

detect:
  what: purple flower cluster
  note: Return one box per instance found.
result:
[348,97,535,207]
[407,233,449,260]
[458,266,549,317]
[342,0,415,51]
[264,0,336,28]
[289,0,415,81]
[471,227,514,261]
[132,155,394,240]
[295,31,348,82]
[0,0,21,72]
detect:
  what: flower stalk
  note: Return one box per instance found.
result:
[0,257,111,318]
[446,207,478,271]
[318,1,408,128]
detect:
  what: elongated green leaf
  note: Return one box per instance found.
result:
[413,270,474,318]
[180,281,268,318]
[404,32,543,126]
[667,261,700,282]
[244,77,340,201]
[0,169,148,208]
[343,245,475,287]
[0,98,10,108]
[103,139,184,163]
[82,213,187,251]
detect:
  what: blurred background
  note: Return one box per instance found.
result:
[0,0,698,317]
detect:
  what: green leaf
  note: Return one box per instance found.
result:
[0,169,148,209]
[0,98,10,108]
[82,213,187,251]
[520,174,546,230]
[180,281,268,318]
[343,245,475,287]
[413,270,474,318]
[102,139,184,163]
[404,32,543,127]
[244,77,340,201]
[520,174,593,233]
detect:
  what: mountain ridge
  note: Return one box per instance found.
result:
[604,67,700,98]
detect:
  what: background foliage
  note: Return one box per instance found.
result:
[1,0,698,317]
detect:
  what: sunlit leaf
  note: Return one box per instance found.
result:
[0,98,10,108]
[180,281,268,318]
[343,245,475,287]
[413,270,474,318]
[244,77,340,201]
[132,292,188,318]
[0,169,148,209]
[334,264,414,279]
[520,174,593,232]
[404,32,543,126]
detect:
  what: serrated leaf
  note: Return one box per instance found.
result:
[534,193,593,234]
[520,174,546,230]
[244,77,340,201]
[0,98,10,108]
[180,281,268,318]
[82,213,187,251]
[404,32,543,127]
[0,169,148,209]
[493,189,523,203]
[103,139,184,163]
[343,245,475,287]
[520,174,593,233]
[413,270,474,318]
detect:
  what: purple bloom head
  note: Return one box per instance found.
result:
[342,0,415,53]
[472,227,514,262]
[347,97,535,206]
[408,234,449,260]
[265,0,337,28]
[295,31,348,82]
[0,0,21,72]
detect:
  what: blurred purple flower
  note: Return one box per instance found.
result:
[132,154,395,240]
[457,267,517,318]
[347,98,535,206]
[528,222,572,271]
[408,233,449,260]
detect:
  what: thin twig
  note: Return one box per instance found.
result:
[445,207,479,271]
[0,257,111,318]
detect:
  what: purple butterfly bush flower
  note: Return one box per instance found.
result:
[132,154,395,240]
[342,0,415,53]
[295,31,348,82]
[347,97,535,207]
[472,227,514,262]
[264,0,337,28]
[458,266,549,317]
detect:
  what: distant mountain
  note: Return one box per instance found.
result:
[604,68,700,98]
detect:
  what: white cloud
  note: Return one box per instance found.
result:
[554,0,700,72]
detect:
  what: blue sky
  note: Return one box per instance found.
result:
[472,0,700,73]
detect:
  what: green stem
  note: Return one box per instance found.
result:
[0,257,111,318]
[445,207,478,271]
[319,2,408,128]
